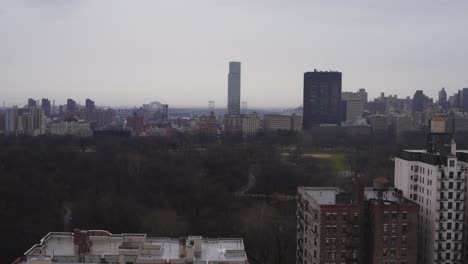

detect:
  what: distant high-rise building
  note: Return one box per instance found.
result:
[438,88,450,111]
[0,112,5,132]
[439,87,448,103]
[5,107,19,134]
[41,98,51,117]
[227,62,241,115]
[342,91,364,122]
[358,88,368,104]
[27,98,36,110]
[303,70,342,129]
[85,99,95,111]
[67,99,77,113]
[161,104,169,120]
[412,90,431,113]
[463,88,468,113]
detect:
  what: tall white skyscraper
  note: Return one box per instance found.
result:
[228,61,241,115]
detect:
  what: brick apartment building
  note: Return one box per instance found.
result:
[297,179,418,264]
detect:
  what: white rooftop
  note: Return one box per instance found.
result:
[17,231,248,264]
[298,187,341,205]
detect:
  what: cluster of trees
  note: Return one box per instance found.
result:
[0,135,296,263]
[3,129,467,264]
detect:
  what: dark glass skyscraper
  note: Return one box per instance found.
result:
[303,70,342,129]
[28,98,36,110]
[67,99,77,113]
[41,98,51,116]
[85,99,95,111]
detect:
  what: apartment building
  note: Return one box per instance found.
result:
[394,117,468,264]
[263,114,302,131]
[49,118,92,137]
[297,183,418,264]
[297,187,363,264]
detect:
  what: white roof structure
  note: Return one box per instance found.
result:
[14,230,248,264]
[298,187,342,205]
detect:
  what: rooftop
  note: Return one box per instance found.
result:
[298,187,352,205]
[17,230,248,264]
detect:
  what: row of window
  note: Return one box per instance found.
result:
[383,224,408,234]
[411,165,434,175]
[383,236,408,246]
[324,212,359,222]
[383,211,408,221]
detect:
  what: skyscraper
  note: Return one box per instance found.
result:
[463,88,468,113]
[412,90,431,113]
[27,98,36,110]
[85,99,95,111]
[227,61,241,115]
[41,98,51,117]
[67,99,77,113]
[303,70,342,129]
[439,87,448,103]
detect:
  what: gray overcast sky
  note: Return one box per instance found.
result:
[1,0,468,108]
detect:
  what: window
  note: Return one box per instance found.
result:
[402,212,407,220]
[392,212,398,220]
[402,236,407,245]
[449,172,454,178]
[450,160,455,167]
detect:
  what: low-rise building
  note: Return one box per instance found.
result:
[241,112,260,135]
[198,111,217,135]
[368,115,389,132]
[49,118,92,137]
[263,114,302,131]
[13,229,249,264]
[390,115,412,136]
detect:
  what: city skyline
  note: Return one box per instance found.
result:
[2,0,468,107]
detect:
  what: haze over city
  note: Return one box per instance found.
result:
[2,0,468,107]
